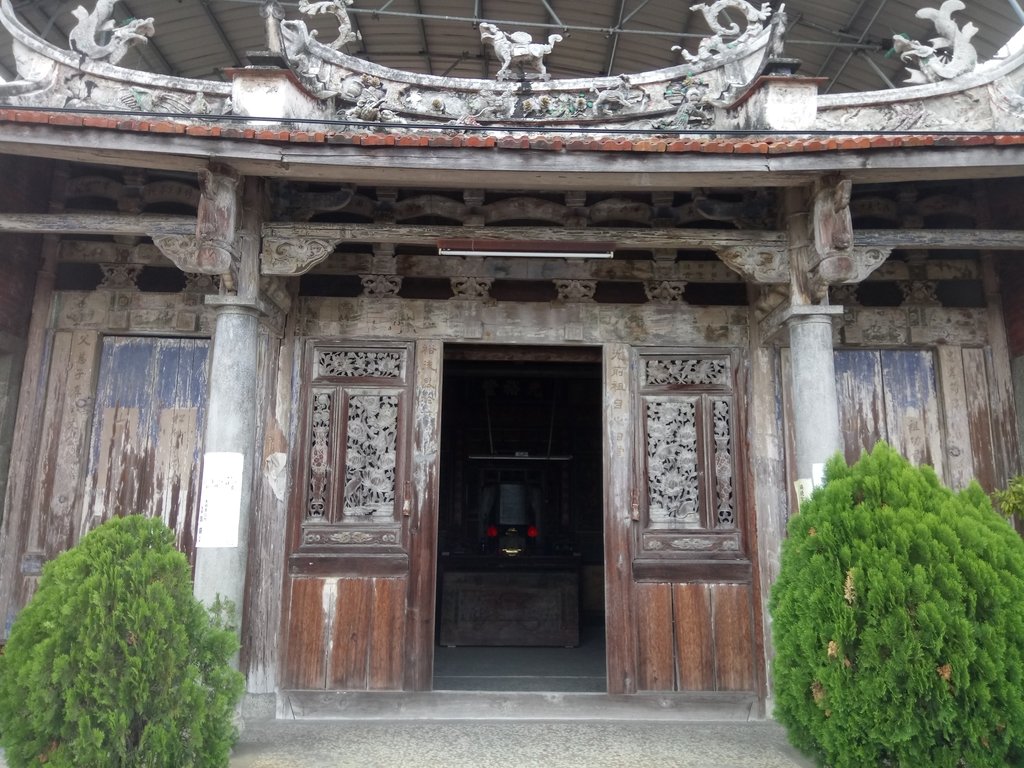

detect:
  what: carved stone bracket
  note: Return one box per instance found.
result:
[555,279,597,302]
[360,274,402,297]
[451,277,493,299]
[715,245,790,283]
[644,280,687,303]
[261,236,341,275]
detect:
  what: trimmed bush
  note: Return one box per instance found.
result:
[0,515,244,767]
[769,443,1024,767]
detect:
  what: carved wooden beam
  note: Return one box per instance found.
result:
[262,223,785,250]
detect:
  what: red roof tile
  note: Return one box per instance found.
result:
[1,108,1023,156]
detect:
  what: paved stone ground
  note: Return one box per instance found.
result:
[229,719,817,768]
[0,719,816,767]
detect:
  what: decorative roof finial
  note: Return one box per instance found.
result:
[299,0,362,51]
[479,23,563,81]
[69,0,154,64]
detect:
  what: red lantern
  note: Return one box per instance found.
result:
[526,524,538,539]
[486,525,499,538]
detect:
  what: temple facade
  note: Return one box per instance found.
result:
[1,0,1023,716]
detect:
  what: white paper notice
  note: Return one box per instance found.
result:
[811,462,826,488]
[196,452,243,548]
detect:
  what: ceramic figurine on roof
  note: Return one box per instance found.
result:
[478,23,564,81]
[892,0,979,83]
[0,0,231,113]
[673,0,773,64]
[299,0,362,51]
[68,0,154,65]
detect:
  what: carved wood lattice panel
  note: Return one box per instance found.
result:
[639,352,739,558]
[342,394,399,517]
[299,344,411,544]
[317,350,403,379]
[646,398,700,526]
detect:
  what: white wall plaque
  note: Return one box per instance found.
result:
[196,451,244,548]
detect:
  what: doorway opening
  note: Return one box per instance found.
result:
[433,344,606,692]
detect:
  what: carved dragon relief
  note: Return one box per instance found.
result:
[892,0,978,84]
[0,0,231,112]
[673,0,772,64]
[69,0,154,65]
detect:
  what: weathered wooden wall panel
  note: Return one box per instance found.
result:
[833,350,884,465]
[603,343,639,694]
[27,330,101,560]
[405,339,443,690]
[963,347,998,491]
[936,345,976,489]
[81,337,208,555]
[832,349,942,475]
[243,321,294,694]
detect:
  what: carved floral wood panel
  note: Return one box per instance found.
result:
[296,343,411,558]
[639,352,740,558]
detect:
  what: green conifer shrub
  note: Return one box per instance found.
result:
[0,515,244,767]
[769,443,1024,768]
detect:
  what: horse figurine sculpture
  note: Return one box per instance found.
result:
[479,23,563,80]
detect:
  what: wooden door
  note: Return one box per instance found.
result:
[282,340,423,691]
[82,337,209,556]
[605,346,762,698]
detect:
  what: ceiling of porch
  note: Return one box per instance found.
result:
[1,0,1022,98]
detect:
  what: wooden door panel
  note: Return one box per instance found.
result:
[711,583,756,692]
[284,342,416,691]
[327,578,373,689]
[283,578,330,689]
[635,583,675,691]
[673,583,715,691]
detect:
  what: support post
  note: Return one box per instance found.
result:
[785,188,843,485]
[192,172,265,642]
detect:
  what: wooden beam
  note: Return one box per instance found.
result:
[1,213,1022,254]
[855,229,1024,250]
[265,223,782,249]
[0,212,195,236]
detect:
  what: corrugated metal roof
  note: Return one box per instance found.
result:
[1,0,1021,94]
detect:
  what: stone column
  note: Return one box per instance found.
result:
[192,298,261,614]
[192,171,265,628]
[787,308,842,483]
[785,188,843,486]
